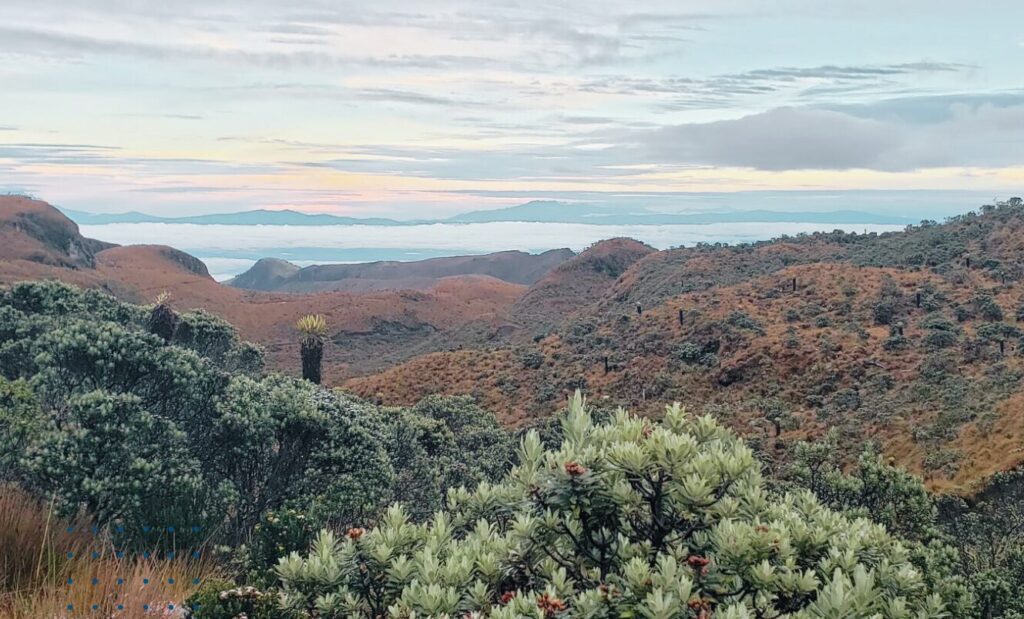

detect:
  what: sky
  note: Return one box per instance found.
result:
[1,0,1022,219]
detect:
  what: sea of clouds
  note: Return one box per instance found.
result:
[81,221,905,281]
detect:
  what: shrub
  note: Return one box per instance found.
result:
[237,508,317,586]
[381,396,512,523]
[206,375,394,543]
[174,309,243,362]
[673,341,703,363]
[873,299,898,325]
[884,333,909,351]
[0,378,43,481]
[23,390,217,546]
[924,329,958,350]
[954,303,976,322]
[225,340,266,375]
[726,310,764,334]
[872,277,904,325]
[519,349,544,370]
[275,393,948,618]
[921,315,961,350]
[976,322,1023,345]
[674,341,719,367]
[974,294,1004,321]
[784,327,799,349]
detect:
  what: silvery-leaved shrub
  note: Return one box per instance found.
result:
[276,392,946,618]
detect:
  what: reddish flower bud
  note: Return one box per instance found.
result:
[564,461,587,476]
[687,555,710,568]
[687,555,711,576]
[537,593,567,616]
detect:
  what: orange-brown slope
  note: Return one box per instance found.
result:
[0,196,114,269]
[95,246,526,380]
[349,258,1024,491]
[0,196,527,381]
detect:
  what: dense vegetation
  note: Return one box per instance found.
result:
[4,242,1024,616]
[0,281,511,614]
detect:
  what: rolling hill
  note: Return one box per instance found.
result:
[227,248,574,293]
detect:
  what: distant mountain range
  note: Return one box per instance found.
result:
[59,208,403,226]
[60,201,918,226]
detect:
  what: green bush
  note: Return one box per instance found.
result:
[921,315,961,350]
[24,390,217,547]
[726,310,764,334]
[519,349,544,370]
[0,378,43,481]
[974,294,1004,321]
[276,394,948,618]
[0,282,512,553]
[173,308,239,364]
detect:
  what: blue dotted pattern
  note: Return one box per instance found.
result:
[56,524,208,617]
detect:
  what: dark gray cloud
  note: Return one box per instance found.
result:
[641,97,1024,171]
[644,108,902,170]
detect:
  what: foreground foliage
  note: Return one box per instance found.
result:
[276,393,946,618]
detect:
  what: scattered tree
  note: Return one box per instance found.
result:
[296,314,328,384]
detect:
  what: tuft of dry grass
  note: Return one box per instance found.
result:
[0,485,218,619]
[0,484,94,599]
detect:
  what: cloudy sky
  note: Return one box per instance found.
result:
[1,0,1022,218]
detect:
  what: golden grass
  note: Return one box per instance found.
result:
[0,485,219,619]
[348,261,1024,491]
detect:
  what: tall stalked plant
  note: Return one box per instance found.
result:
[296,314,327,384]
[276,392,948,618]
[147,290,178,343]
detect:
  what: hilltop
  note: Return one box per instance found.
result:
[0,196,115,269]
